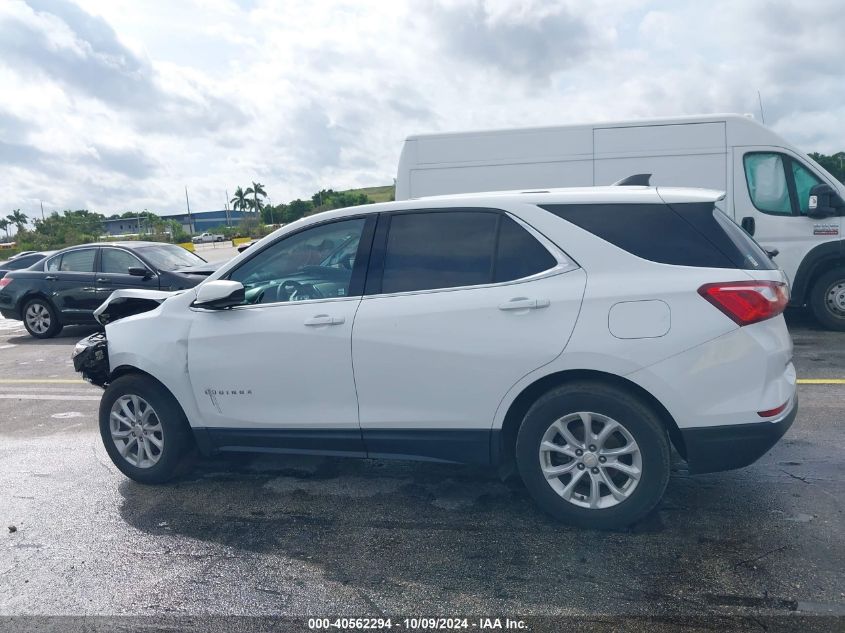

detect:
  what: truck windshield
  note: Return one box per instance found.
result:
[137,245,206,271]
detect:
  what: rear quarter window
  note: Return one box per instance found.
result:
[540,202,776,270]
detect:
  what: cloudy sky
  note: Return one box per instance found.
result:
[1,0,843,219]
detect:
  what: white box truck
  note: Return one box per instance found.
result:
[395,114,845,329]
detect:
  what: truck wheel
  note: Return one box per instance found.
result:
[99,374,193,484]
[22,298,62,338]
[809,266,845,332]
[515,382,670,529]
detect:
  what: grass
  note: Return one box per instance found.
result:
[343,185,395,203]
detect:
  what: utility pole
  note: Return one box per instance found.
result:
[40,200,45,222]
[185,186,194,235]
[225,190,230,227]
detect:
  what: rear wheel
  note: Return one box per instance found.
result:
[516,382,670,529]
[99,374,193,484]
[22,298,62,338]
[809,266,845,331]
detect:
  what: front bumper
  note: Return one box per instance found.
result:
[72,332,110,387]
[680,397,798,474]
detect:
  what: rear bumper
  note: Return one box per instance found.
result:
[681,397,797,474]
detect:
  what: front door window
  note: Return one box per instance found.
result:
[228,218,367,304]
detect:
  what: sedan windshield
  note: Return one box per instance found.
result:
[137,245,206,271]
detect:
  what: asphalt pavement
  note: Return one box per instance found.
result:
[0,309,843,631]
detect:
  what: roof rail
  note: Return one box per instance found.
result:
[612,174,651,186]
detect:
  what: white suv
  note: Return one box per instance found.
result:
[73,185,797,529]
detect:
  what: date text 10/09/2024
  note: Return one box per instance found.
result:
[308,618,528,630]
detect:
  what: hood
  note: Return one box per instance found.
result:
[93,288,182,326]
[175,261,223,276]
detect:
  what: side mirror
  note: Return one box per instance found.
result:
[807,183,844,218]
[128,266,151,278]
[193,280,244,309]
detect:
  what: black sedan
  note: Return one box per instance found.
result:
[0,242,211,338]
[0,251,56,279]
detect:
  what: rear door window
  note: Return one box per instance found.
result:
[54,249,96,273]
[376,210,559,294]
[381,211,498,293]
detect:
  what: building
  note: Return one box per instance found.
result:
[162,209,248,234]
[101,217,145,236]
[100,209,250,237]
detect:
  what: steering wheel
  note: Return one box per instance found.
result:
[274,280,322,302]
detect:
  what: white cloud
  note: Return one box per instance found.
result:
[1,0,843,218]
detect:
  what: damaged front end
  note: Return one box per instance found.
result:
[72,332,110,387]
[73,289,179,387]
[93,288,177,326]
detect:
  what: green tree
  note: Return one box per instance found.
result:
[7,209,28,234]
[32,210,103,248]
[285,199,313,223]
[0,218,9,241]
[809,152,845,185]
[230,186,249,214]
[245,181,267,217]
[261,203,284,225]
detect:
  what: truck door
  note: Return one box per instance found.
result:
[733,147,842,288]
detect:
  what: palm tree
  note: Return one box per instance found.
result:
[230,187,249,215]
[244,182,267,218]
[7,209,28,235]
[0,218,8,242]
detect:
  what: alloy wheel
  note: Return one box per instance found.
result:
[539,411,642,509]
[109,395,165,468]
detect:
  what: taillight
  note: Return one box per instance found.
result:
[758,400,789,418]
[0,277,11,289]
[698,280,789,326]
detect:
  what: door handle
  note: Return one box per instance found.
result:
[741,216,755,236]
[304,314,345,326]
[96,278,110,283]
[498,298,550,311]
[45,275,57,281]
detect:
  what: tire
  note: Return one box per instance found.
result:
[99,374,193,484]
[22,297,62,339]
[809,266,845,332]
[515,381,670,529]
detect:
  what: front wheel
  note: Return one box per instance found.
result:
[516,382,670,529]
[99,374,193,484]
[809,267,845,331]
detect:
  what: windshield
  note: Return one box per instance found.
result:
[137,244,206,271]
